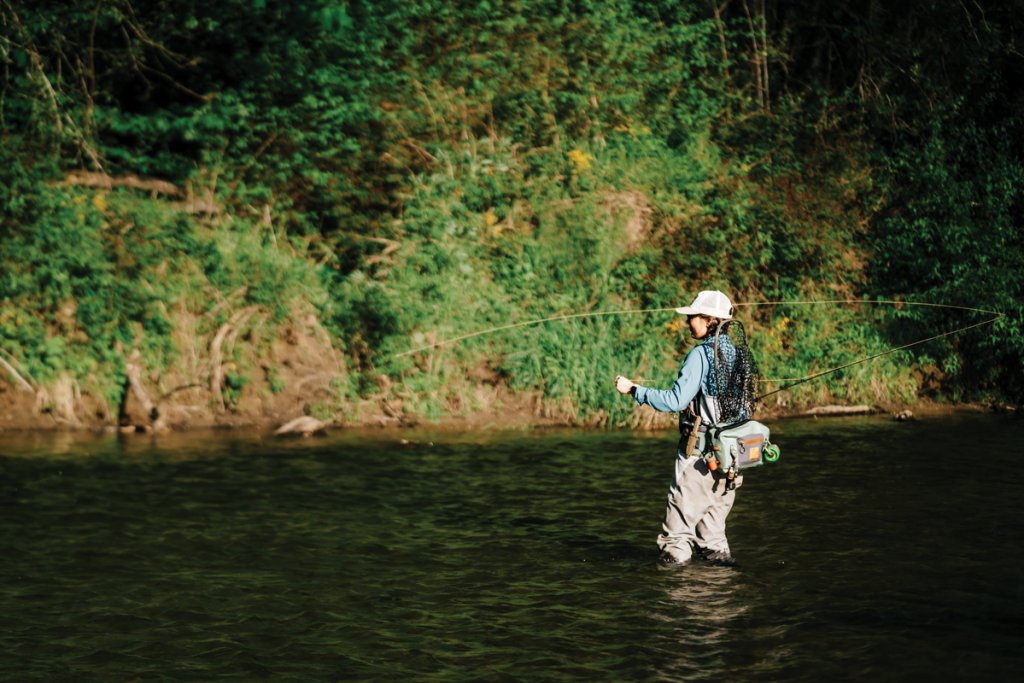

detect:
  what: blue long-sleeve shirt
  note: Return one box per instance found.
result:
[633,346,710,413]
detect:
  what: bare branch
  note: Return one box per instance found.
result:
[159,382,204,401]
[1,0,105,170]
[0,348,36,389]
[63,170,181,197]
[138,62,214,102]
[0,357,34,392]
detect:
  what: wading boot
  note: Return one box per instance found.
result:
[658,550,690,566]
[700,549,736,567]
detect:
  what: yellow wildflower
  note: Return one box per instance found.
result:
[568,148,593,172]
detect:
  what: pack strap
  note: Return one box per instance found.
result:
[709,417,752,439]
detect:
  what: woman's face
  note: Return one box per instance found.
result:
[687,315,710,339]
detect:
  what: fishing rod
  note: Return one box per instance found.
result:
[754,313,1003,400]
[393,298,1004,398]
[393,306,678,357]
[732,300,1005,399]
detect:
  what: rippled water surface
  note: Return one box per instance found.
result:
[2,414,1023,680]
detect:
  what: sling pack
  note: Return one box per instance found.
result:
[690,321,779,484]
[708,418,772,472]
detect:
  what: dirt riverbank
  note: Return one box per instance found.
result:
[0,374,1011,437]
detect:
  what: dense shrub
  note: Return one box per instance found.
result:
[2,0,1020,424]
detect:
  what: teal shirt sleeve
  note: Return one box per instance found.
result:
[633,347,707,413]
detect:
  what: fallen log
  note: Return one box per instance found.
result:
[799,404,874,416]
[64,170,182,197]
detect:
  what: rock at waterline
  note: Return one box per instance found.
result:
[273,416,328,437]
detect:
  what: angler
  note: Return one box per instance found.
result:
[615,290,776,566]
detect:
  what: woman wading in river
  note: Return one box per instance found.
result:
[615,290,758,565]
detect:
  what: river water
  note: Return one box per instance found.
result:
[2,413,1022,681]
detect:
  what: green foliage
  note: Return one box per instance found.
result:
[266,368,286,395]
[223,371,249,408]
[206,223,323,321]
[0,152,193,402]
[0,151,324,410]
[752,303,919,410]
[870,122,1024,399]
[856,3,1024,401]
[3,0,1021,425]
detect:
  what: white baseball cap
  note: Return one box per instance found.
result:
[674,290,734,320]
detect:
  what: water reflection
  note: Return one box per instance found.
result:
[0,429,114,458]
[658,565,746,627]
[2,415,1022,681]
[645,564,748,681]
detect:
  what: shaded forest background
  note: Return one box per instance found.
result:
[1,0,1021,430]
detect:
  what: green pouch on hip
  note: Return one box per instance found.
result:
[710,420,771,471]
